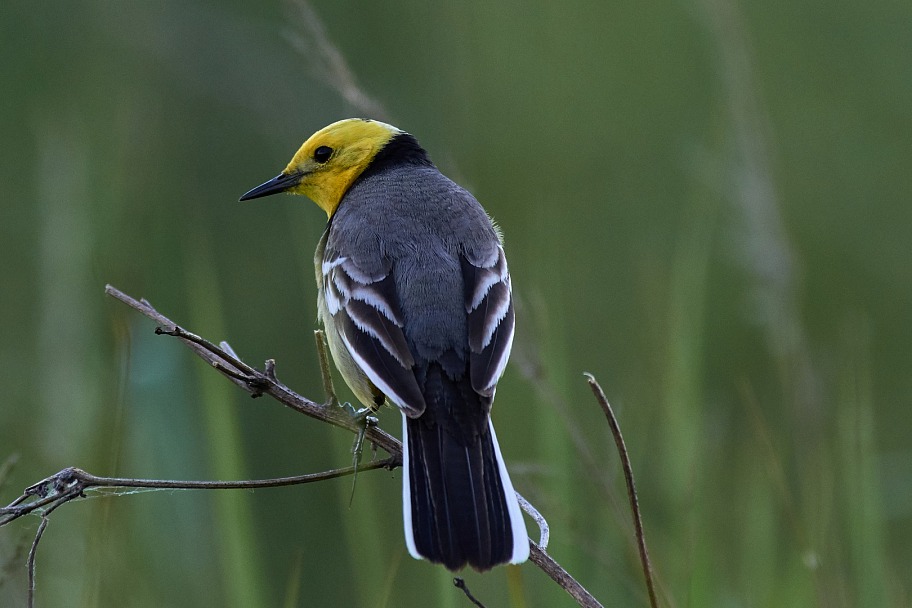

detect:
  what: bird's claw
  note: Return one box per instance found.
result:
[339,403,378,506]
[342,403,377,465]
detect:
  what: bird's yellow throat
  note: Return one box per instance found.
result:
[282,119,401,217]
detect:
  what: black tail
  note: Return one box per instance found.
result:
[402,366,528,571]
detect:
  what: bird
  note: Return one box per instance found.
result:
[240,118,529,571]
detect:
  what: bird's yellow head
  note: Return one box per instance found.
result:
[239,118,402,216]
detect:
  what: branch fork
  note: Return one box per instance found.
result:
[0,285,660,608]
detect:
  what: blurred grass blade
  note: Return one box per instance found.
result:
[186,237,268,608]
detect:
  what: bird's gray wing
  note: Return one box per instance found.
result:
[322,243,426,417]
[462,244,515,397]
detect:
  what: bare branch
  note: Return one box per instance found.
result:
[453,577,487,608]
[529,544,604,608]
[585,373,659,608]
[104,284,403,458]
[5,461,391,608]
[2,461,396,527]
[27,516,48,608]
[26,497,68,608]
[1,285,606,608]
[105,284,600,606]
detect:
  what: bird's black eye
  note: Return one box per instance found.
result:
[313,146,333,163]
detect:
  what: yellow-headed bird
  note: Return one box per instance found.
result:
[240,118,529,571]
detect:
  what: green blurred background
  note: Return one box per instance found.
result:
[2,1,910,606]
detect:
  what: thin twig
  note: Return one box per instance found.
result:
[10,461,389,608]
[27,497,66,608]
[107,284,599,606]
[103,285,402,458]
[27,517,47,608]
[516,493,550,549]
[2,461,395,525]
[529,544,604,608]
[585,373,659,608]
[155,325,253,379]
[1,285,603,608]
[453,577,487,608]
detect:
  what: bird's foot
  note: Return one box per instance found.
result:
[339,403,378,506]
[341,402,378,466]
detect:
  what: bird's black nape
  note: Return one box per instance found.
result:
[363,133,434,176]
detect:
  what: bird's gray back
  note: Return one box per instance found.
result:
[329,164,499,364]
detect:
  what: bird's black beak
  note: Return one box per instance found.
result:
[239,172,302,201]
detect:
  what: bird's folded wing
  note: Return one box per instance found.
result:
[322,247,426,417]
[462,245,515,397]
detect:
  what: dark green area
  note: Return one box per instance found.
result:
[1,1,909,606]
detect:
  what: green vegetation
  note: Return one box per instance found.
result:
[1,1,909,606]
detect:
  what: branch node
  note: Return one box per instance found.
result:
[264,359,278,383]
[154,325,179,336]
